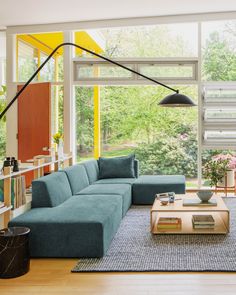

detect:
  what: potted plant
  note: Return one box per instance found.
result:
[203,154,236,188]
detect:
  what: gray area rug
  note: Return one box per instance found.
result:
[72,198,236,272]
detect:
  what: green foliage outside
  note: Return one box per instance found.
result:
[75,22,236,181]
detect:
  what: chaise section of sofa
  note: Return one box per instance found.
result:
[9,194,122,257]
[9,167,124,258]
[132,175,186,205]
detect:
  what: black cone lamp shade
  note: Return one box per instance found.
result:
[159,91,196,107]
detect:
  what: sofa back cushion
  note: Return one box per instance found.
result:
[98,154,135,179]
[62,164,90,194]
[32,172,72,208]
[134,159,139,178]
[81,159,99,184]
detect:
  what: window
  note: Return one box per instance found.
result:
[202,84,236,148]
[74,86,94,161]
[39,52,55,82]
[100,85,198,187]
[18,40,38,82]
[73,59,198,83]
[202,20,236,81]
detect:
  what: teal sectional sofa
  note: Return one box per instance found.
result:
[9,158,185,258]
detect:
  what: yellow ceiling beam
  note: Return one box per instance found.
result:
[17,31,104,57]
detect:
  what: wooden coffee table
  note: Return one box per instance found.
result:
[151,194,230,234]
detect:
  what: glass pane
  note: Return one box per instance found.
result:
[75,86,94,161]
[204,109,236,121]
[204,131,236,141]
[18,41,38,82]
[99,23,198,58]
[204,88,236,103]
[75,64,133,80]
[39,52,55,82]
[202,20,236,81]
[100,85,198,188]
[139,64,194,79]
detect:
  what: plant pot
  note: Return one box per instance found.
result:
[217,169,235,187]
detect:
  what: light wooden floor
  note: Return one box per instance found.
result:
[1,259,236,295]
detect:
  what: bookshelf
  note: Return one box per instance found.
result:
[0,153,73,228]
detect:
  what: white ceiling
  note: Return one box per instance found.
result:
[0,0,236,28]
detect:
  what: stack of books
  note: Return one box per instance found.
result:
[192,215,215,229]
[157,217,182,230]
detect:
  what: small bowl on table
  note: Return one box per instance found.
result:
[197,190,213,203]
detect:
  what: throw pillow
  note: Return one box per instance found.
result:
[98,154,135,179]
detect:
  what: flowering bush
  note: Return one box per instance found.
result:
[53,132,63,145]
[203,154,236,187]
[212,154,236,170]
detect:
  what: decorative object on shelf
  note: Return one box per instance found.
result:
[0,43,196,122]
[1,157,20,173]
[53,132,63,145]
[2,157,12,171]
[53,132,64,157]
[160,199,169,206]
[156,192,177,204]
[0,227,30,278]
[197,190,213,203]
[12,159,19,172]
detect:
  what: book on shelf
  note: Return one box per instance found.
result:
[193,224,215,229]
[0,175,26,209]
[158,217,181,224]
[192,215,215,225]
[157,217,182,230]
[192,214,215,229]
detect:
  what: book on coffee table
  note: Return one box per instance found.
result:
[157,217,182,229]
[192,215,215,224]
[192,214,215,229]
[183,199,217,206]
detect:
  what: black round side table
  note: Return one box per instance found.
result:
[0,227,30,278]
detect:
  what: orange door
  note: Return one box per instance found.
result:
[18,82,51,186]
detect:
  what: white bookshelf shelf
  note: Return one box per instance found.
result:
[0,153,73,228]
[0,206,12,216]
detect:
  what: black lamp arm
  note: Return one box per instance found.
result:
[0,42,178,120]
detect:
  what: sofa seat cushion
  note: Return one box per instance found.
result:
[95,178,136,185]
[32,172,72,208]
[8,194,122,258]
[78,184,132,216]
[62,164,90,194]
[132,175,185,205]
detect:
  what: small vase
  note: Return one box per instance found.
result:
[57,139,64,158]
[217,169,235,187]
